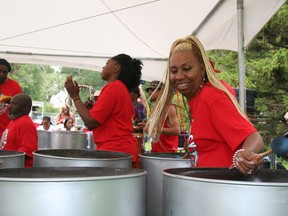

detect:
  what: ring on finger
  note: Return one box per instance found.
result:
[247,169,253,174]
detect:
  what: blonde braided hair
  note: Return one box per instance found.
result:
[146,35,247,140]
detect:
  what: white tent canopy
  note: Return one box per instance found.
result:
[0,0,286,81]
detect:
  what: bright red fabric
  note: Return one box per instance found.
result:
[0,78,22,137]
[89,80,138,162]
[1,115,38,167]
[188,82,257,167]
[151,105,179,153]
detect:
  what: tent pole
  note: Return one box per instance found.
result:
[237,0,246,113]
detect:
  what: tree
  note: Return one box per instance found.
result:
[60,67,105,102]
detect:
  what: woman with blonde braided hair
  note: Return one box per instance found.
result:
[146,35,264,175]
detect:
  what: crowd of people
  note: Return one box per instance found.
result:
[0,34,267,173]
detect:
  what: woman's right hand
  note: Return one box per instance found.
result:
[232,149,263,175]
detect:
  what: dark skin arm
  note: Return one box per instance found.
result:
[64,76,100,129]
[182,131,264,175]
[233,132,264,174]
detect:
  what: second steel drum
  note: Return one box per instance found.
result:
[0,151,25,169]
[37,130,88,149]
[140,152,191,216]
[33,149,133,168]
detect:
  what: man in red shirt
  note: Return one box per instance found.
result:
[0,93,38,167]
[0,59,23,137]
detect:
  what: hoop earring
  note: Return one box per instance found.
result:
[199,77,205,89]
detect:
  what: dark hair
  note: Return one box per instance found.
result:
[64,117,73,129]
[0,59,11,72]
[41,116,52,125]
[129,86,140,96]
[111,54,143,91]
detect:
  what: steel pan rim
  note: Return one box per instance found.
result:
[38,130,86,135]
[162,170,288,187]
[139,154,190,161]
[0,151,25,158]
[33,149,133,161]
[0,167,147,182]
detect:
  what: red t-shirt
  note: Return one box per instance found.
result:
[1,115,38,167]
[221,80,236,97]
[151,105,179,153]
[89,80,138,162]
[0,78,22,137]
[187,82,257,167]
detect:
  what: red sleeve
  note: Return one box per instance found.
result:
[210,94,257,151]
[89,84,116,124]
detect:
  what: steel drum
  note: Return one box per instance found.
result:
[140,152,191,216]
[163,168,288,216]
[37,130,88,149]
[0,167,147,216]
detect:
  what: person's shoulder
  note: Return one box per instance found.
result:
[168,104,177,114]
[16,116,37,129]
[6,78,21,86]
[70,126,76,131]
[102,81,126,96]
[15,115,30,121]
[107,80,124,89]
[134,101,144,107]
[202,83,227,97]
[49,125,57,131]
[37,125,44,130]
[4,78,22,93]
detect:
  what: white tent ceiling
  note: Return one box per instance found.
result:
[0,0,286,81]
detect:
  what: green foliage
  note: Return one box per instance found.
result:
[60,67,105,101]
[9,64,106,110]
[10,64,63,101]
[44,102,59,113]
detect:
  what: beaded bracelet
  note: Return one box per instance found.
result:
[232,148,245,168]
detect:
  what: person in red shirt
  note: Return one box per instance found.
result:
[147,35,264,175]
[146,80,180,152]
[0,59,23,137]
[0,93,38,167]
[65,54,143,167]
